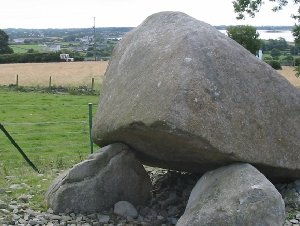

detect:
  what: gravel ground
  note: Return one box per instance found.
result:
[1,169,299,226]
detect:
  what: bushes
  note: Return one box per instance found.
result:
[265,60,282,70]
[294,57,300,66]
[0,52,60,64]
[73,55,84,61]
[295,66,300,78]
[264,54,292,69]
[281,55,294,66]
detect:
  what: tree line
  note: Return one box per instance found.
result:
[0,30,13,54]
[0,29,85,63]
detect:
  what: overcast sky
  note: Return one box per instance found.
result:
[0,0,298,29]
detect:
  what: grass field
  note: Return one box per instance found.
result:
[9,44,44,54]
[0,61,108,88]
[0,89,99,210]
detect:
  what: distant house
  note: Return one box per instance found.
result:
[13,38,25,43]
[107,37,122,41]
[74,45,89,52]
[79,36,92,43]
[256,50,263,60]
[45,44,61,52]
[60,54,74,62]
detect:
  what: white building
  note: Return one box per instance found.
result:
[45,44,61,52]
[60,54,74,62]
[256,50,263,60]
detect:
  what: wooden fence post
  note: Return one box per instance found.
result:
[91,78,95,91]
[49,76,52,89]
[88,103,94,154]
[16,74,19,87]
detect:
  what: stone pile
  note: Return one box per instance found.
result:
[2,171,300,225]
[1,169,198,226]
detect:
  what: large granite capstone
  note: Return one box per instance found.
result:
[92,11,300,182]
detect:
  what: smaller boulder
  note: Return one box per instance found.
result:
[294,180,300,193]
[114,201,138,218]
[280,183,300,209]
[0,200,8,209]
[177,163,285,226]
[97,214,110,223]
[46,143,152,213]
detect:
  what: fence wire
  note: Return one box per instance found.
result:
[0,103,98,172]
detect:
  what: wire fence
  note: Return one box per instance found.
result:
[5,74,99,92]
[0,103,98,173]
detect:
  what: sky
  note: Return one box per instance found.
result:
[0,0,298,29]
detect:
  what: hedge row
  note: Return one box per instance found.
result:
[0,53,61,64]
[0,53,84,64]
[264,60,282,70]
[264,56,300,70]
[295,57,300,66]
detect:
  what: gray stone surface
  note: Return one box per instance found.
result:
[0,200,8,209]
[114,201,138,218]
[92,11,300,182]
[279,183,300,209]
[97,214,110,223]
[295,179,300,193]
[45,143,151,213]
[177,163,285,226]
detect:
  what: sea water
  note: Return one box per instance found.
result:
[219,30,294,42]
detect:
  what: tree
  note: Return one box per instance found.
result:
[227,25,261,54]
[232,0,300,42]
[290,45,300,55]
[295,62,300,76]
[261,38,288,51]
[271,48,281,58]
[282,54,294,66]
[63,35,77,42]
[293,25,300,44]
[232,0,294,20]
[0,29,13,54]
[27,48,35,53]
[267,60,282,69]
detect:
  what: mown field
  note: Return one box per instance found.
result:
[0,61,108,88]
[0,89,99,210]
[279,66,300,88]
[0,62,299,89]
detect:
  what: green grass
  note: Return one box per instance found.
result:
[0,88,99,210]
[9,44,44,53]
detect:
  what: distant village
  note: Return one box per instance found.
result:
[4,27,132,60]
[3,26,296,65]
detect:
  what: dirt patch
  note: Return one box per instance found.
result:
[278,66,300,88]
[0,61,108,87]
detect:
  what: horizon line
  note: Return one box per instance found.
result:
[2,25,295,30]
